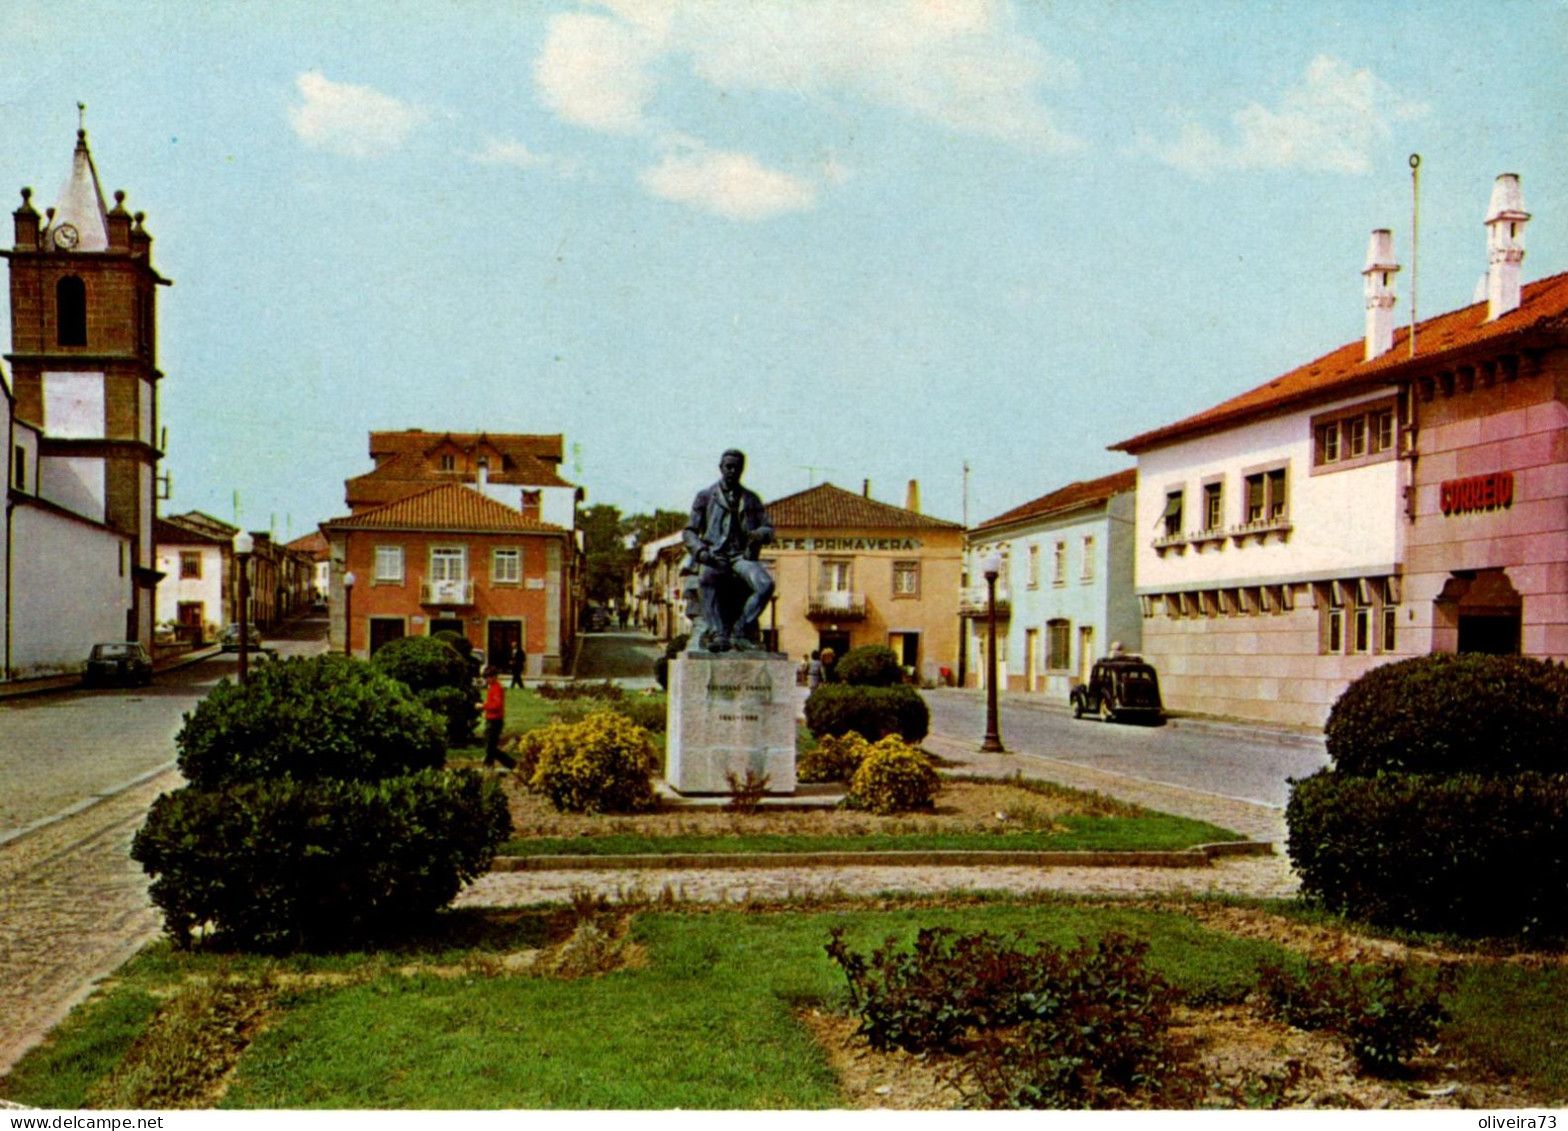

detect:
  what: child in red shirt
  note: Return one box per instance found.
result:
[481,666,515,770]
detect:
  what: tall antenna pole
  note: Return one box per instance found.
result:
[1409,154,1421,358]
[962,461,970,529]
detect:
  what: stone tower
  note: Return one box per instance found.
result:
[3,123,171,646]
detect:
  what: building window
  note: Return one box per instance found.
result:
[374,545,404,583]
[1026,544,1040,588]
[1375,409,1396,453]
[438,454,456,471]
[1313,399,1399,471]
[1052,541,1067,586]
[492,548,522,584]
[1162,490,1184,538]
[1382,606,1398,652]
[1347,416,1369,459]
[430,546,468,581]
[1080,535,1095,582]
[892,560,920,598]
[12,445,24,491]
[56,276,87,347]
[1245,467,1288,523]
[819,558,852,593]
[1203,481,1224,531]
[1317,421,1341,464]
[180,552,202,579]
[1046,619,1071,670]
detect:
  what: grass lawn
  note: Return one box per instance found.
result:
[499,814,1240,857]
[0,902,1287,1110]
[6,898,1563,1109]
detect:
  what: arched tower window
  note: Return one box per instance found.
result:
[57,276,87,346]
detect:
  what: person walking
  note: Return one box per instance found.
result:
[508,643,525,689]
[481,666,516,770]
[807,649,824,690]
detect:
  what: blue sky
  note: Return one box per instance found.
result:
[2,1,1564,540]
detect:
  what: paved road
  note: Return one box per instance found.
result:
[574,628,664,686]
[924,689,1328,809]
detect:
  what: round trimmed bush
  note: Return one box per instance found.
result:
[835,645,905,687]
[845,736,941,814]
[1325,653,1568,776]
[528,710,658,814]
[804,682,929,743]
[176,654,446,788]
[132,768,511,951]
[372,634,472,692]
[798,731,871,783]
[1286,768,1568,938]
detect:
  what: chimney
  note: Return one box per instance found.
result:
[1485,174,1529,321]
[520,489,541,521]
[905,479,921,514]
[862,478,871,498]
[1362,229,1400,361]
[477,462,489,490]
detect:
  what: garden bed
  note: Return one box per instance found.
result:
[492,774,1247,857]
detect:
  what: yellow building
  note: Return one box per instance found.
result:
[760,482,963,684]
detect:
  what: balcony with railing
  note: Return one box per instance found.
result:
[420,577,476,606]
[959,583,1011,618]
[806,589,867,621]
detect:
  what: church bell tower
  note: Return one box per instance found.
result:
[3,115,171,646]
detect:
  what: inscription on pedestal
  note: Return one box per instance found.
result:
[666,654,798,794]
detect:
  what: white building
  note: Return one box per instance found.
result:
[155,512,239,644]
[4,376,137,678]
[1113,174,1568,726]
[963,470,1140,695]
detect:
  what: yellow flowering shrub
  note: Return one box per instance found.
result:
[845,736,941,815]
[528,710,658,814]
[798,731,872,783]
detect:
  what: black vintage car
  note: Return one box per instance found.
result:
[83,641,154,687]
[1070,655,1165,724]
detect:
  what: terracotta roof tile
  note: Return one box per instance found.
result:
[972,468,1137,534]
[767,482,962,530]
[1114,271,1568,453]
[323,484,566,534]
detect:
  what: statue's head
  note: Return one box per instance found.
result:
[719,449,746,485]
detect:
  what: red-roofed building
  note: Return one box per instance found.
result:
[760,480,963,682]
[964,469,1140,696]
[320,482,575,673]
[1113,175,1568,726]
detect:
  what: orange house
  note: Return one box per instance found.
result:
[320,483,572,675]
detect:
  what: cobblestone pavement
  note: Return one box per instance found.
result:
[0,769,179,1077]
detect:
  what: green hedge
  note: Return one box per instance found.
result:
[176,655,446,789]
[834,645,905,687]
[132,769,511,951]
[1286,769,1568,938]
[373,635,480,745]
[1324,654,1568,777]
[804,683,930,743]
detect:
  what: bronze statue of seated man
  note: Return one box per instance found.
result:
[682,449,775,653]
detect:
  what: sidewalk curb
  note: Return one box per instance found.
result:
[490,840,1275,873]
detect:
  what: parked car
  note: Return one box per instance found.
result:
[1070,655,1165,724]
[219,624,277,658]
[83,641,153,687]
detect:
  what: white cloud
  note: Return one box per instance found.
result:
[287,71,428,159]
[1144,56,1429,177]
[471,137,584,178]
[533,11,662,133]
[639,149,816,221]
[531,1,1077,218]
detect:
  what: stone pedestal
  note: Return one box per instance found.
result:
[666,653,798,794]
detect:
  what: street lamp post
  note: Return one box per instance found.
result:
[233,531,254,684]
[980,550,1005,753]
[342,571,356,657]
